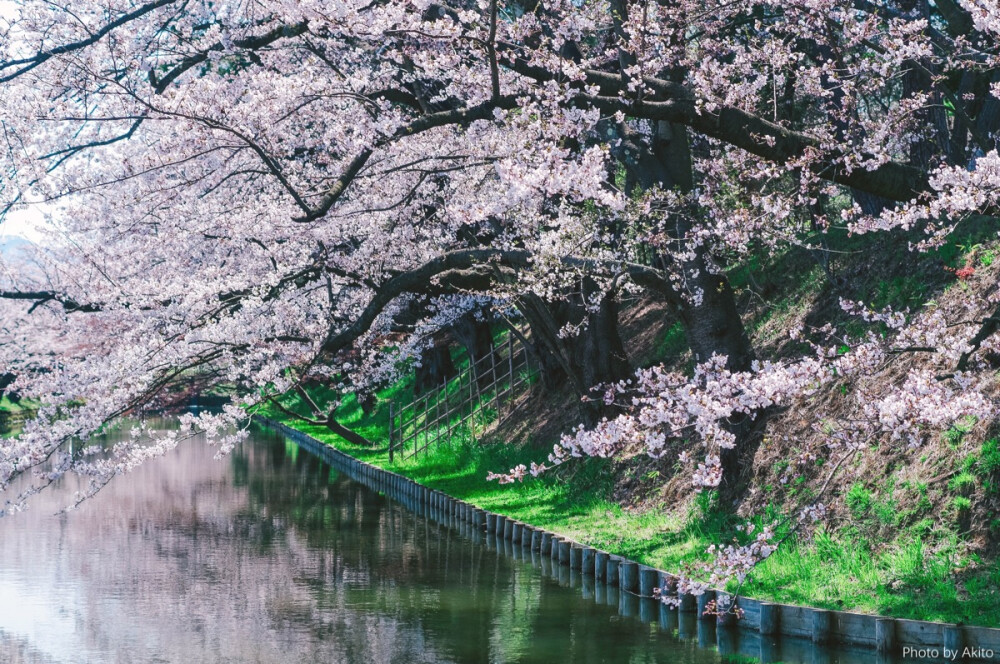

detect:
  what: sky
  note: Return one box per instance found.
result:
[1,206,45,242]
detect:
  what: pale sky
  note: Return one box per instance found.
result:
[1,206,45,242]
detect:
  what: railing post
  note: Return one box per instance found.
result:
[388,401,394,463]
[422,393,429,456]
[436,378,444,451]
[446,377,453,444]
[490,347,500,415]
[469,358,477,442]
[507,333,514,413]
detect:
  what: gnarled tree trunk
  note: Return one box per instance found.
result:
[413,339,458,394]
[618,119,761,500]
[516,276,631,426]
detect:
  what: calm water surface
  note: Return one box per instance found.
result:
[0,422,882,663]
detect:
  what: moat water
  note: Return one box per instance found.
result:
[0,421,913,663]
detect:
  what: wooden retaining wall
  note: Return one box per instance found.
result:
[254,416,1000,661]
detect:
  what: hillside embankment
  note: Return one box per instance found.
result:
[264,229,1000,627]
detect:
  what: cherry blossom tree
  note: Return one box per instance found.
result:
[1,0,1000,594]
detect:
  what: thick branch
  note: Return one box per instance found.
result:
[319,248,670,356]
[153,21,310,93]
[505,55,928,202]
[267,394,374,447]
[0,0,179,83]
[326,418,375,448]
[957,310,1000,371]
[300,95,519,222]
[0,290,100,313]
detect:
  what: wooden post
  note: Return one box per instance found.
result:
[569,545,582,570]
[812,609,832,644]
[507,334,514,413]
[606,556,621,586]
[595,552,608,581]
[558,540,571,566]
[388,401,394,463]
[696,590,716,621]
[759,603,780,635]
[875,618,896,654]
[444,380,451,445]
[468,361,477,442]
[435,379,443,451]
[422,394,429,456]
[620,561,639,593]
[943,624,963,657]
[639,567,659,598]
[491,348,501,416]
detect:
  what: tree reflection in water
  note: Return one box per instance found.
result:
[0,422,724,663]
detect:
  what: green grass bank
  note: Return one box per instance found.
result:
[259,382,1000,628]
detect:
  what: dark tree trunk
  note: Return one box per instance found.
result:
[674,259,755,371]
[450,310,497,388]
[451,311,494,365]
[358,391,377,416]
[617,119,761,500]
[413,340,457,393]
[0,372,14,400]
[671,253,759,499]
[326,416,376,448]
[516,277,630,426]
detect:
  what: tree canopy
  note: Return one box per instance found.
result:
[3,0,1000,590]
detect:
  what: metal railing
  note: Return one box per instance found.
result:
[388,329,537,461]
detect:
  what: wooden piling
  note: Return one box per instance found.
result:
[569,545,582,570]
[639,567,659,598]
[812,609,832,644]
[943,624,963,655]
[558,540,571,566]
[759,603,780,635]
[696,590,716,621]
[595,552,609,581]
[875,618,896,654]
[606,556,621,587]
[620,561,639,593]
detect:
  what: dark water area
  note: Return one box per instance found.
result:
[0,422,916,663]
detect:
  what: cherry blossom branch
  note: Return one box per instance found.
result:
[152,21,310,94]
[0,0,179,83]
[300,95,520,222]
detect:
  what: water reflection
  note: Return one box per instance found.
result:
[0,422,923,663]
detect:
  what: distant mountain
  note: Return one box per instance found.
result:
[0,235,32,257]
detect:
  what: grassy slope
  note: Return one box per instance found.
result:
[260,365,1000,626]
[259,224,1000,627]
[0,395,31,413]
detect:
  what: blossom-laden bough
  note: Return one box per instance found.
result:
[1,0,1000,594]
